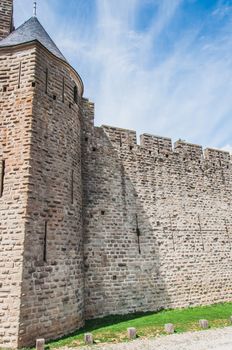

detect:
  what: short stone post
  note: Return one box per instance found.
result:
[199,319,209,329]
[36,339,45,350]
[84,333,94,345]
[164,323,175,334]
[127,327,137,339]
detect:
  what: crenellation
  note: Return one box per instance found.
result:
[174,140,203,160]
[140,133,172,154]
[102,125,137,148]
[204,148,230,164]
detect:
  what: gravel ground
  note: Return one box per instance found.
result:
[65,327,232,350]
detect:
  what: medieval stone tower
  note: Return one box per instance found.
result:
[1,1,232,349]
[0,0,86,347]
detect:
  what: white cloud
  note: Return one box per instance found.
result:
[14,0,232,149]
[221,145,232,154]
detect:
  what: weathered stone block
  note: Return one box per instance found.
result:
[164,323,175,334]
[127,327,137,339]
[36,338,45,350]
[84,333,94,345]
[199,319,209,329]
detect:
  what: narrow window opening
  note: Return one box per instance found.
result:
[112,275,117,280]
[130,145,133,151]
[92,147,96,152]
[3,86,7,92]
[224,219,231,249]
[74,85,78,104]
[53,95,57,101]
[169,215,175,251]
[62,77,65,103]
[166,154,169,158]
[45,68,48,94]
[43,221,47,262]
[18,62,22,88]
[69,102,72,109]
[85,137,88,142]
[101,210,105,216]
[149,150,152,155]
[119,134,122,147]
[135,214,141,254]
[71,170,74,204]
[0,160,5,197]
[31,81,36,87]
[198,214,204,251]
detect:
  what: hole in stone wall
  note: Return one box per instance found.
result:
[69,102,72,109]
[62,77,65,103]
[3,86,7,92]
[71,170,74,204]
[85,137,88,142]
[18,62,22,88]
[45,68,48,94]
[53,95,57,101]
[119,134,122,147]
[101,210,105,215]
[92,147,96,152]
[74,85,78,104]
[130,146,133,150]
[157,221,160,226]
[31,81,36,87]
[149,150,152,155]
[136,214,141,254]
[113,275,117,280]
[0,160,5,197]
[43,221,48,262]
[166,154,169,158]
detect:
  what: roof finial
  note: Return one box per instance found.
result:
[33,1,37,17]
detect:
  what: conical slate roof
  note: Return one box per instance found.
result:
[0,16,66,61]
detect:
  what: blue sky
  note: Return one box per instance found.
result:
[14,0,232,151]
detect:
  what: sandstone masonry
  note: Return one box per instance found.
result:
[0,0,13,40]
[1,1,232,349]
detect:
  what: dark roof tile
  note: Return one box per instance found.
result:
[0,16,66,61]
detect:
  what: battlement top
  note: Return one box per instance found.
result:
[101,125,231,162]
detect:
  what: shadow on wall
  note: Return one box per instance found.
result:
[82,127,172,319]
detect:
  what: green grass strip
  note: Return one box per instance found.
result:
[34,302,232,348]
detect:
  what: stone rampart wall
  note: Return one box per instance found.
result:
[82,120,232,319]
